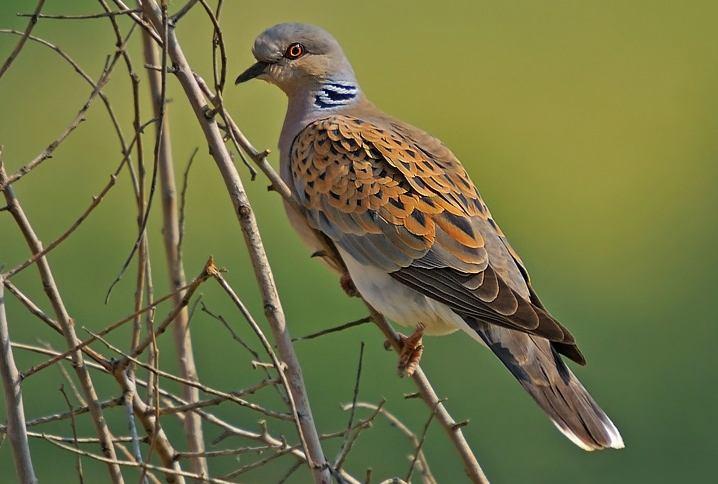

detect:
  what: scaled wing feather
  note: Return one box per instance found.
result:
[289,115,583,361]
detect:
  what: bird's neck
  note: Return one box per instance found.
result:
[279,79,363,168]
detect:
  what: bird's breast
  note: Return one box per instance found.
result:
[338,247,462,336]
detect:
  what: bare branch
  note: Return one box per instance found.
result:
[25,431,143,445]
[103,3,166,305]
[176,445,269,459]
[217,79,489,481]
[3,173,119,278]
[164,392,361,484]
[110,0,163,44]
[141,23,207,476]
[292,316,372,343]
[59,384,84,483]
[43,437,229,484]
[158,377,279,416]
[0,0,46,80]
[0,277,37,483]
[199,302,260,359]
[405,401,442,483]
[334,342,365,470]
[177,147,198,254]
[221,442,302,480]
[133,3,332,480]
[370,309,488,484]
[0,29,142,196]
[1,396,123,431]
[334,400,385,472]
[18,270,205,380]
[170,0,199,24]
[214,80,489,481]
[212,271,317,446]
[17,9,141,20]
[0,157,124,483]
[0,26,136,189]
[115,370,187,483]
[346,403,436,484]
[91,329,292,421]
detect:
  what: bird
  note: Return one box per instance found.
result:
[235,22,624,452]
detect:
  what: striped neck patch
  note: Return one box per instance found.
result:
[314,81,358,109]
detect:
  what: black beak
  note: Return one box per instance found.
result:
[235,62,268,84]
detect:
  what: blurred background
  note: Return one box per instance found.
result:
[1,1,717,482]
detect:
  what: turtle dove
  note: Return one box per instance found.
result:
[235,22,624,452]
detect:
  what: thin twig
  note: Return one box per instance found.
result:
[110,0,163,44]
[43,438,229,484]
[405,401,442,483]
[176,445,269,459]
[0,395,123,432]
[25,431,143,445]
[278,459,304,484]
[115,369,186,483]
[19,271,204,380]
[3,173,118,278]
[177,147,198,254]
[348,403,437,484]
[0,29,142,200]
[59,384,84,484]
[158,378,279,415]
[212,272,315,450]
[292,316,372,342]
[0,0,46,80]
[199,302,259,359]
[17,9,141,20]
[90,329,292,421]
[170,0,199,24]
[369,308,488,484]
[335,400,386,472]
[334,342,365,470]
[221,443,302,480]
[104,1,168,305]
[0,156,124,483]
[0,27,137,189]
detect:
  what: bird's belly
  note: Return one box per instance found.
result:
[338,248,463,336]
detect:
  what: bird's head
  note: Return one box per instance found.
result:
[235,23,357,95]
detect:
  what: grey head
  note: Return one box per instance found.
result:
[236,23,361,109]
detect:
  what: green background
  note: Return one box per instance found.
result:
[1,1,716,482]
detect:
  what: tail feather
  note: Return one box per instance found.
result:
[469,319,624,451]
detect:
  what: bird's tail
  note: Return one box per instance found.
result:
[471,321,624,451]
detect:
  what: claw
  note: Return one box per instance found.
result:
[340,272,360,298]
[398,323,425,377]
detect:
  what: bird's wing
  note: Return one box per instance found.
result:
[289,114,581,358]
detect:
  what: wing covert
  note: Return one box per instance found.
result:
[289,115,581,355]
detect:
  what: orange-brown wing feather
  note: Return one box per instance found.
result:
[290,115,581,354]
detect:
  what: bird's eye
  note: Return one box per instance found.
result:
[284,42,305,60]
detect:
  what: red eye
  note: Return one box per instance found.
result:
[284,42,305,60]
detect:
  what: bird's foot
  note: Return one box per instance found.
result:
[340,272,360,298]
[397,323,425,378]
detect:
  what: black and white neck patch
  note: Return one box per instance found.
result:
[314,81,358,109]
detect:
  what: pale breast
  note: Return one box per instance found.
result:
[338,247,463,336]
